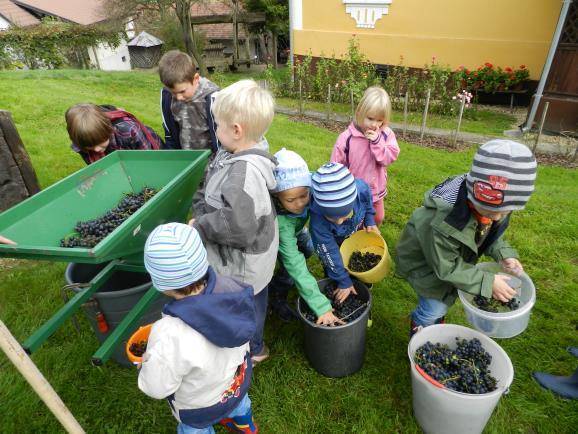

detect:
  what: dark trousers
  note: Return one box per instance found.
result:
[269,228,314,300]
[250,286,268,355]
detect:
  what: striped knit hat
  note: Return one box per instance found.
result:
[144,223,209,292]
[466,140,537,212]
[311,162,357,217]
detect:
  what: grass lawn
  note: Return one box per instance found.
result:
[0,70,577,433]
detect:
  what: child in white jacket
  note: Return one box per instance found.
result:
[138,223,258,434]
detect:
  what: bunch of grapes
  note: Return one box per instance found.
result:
[129,340,148,357]
[348,251,382,272]
[60,187,158,248]
[414,338,498,394]
[473,295,520,313]
[301,281,368,326]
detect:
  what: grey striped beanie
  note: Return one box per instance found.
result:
[312,162,357,217]
[144,223,209,292]
[466,140,537,212]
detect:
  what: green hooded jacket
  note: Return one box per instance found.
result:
[395,176,518,306]
[277,211,332,317]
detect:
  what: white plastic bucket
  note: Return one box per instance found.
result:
[408,324,514,434]
[458,262,536,338]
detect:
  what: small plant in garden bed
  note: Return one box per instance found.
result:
[473,295,520,313]
[414,338,498,394]
[457,63,530,93]
[348,251,382,272]
[301,281,367,326]
[60,187,158,248]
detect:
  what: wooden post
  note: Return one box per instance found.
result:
[453,96,466,147]
[420,89,431,141]
[403,92,409,138]
[298,80,303,116]
[350,89,355,122]
[326,84,332,121]
[533,101,549,154]
[0,321,85,433]
[232,0,239,68]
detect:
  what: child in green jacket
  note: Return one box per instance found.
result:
[269,148,342,326]
[395,140,537,336]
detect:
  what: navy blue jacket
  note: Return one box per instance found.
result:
[310,179,376,289]
[160,88,219,152]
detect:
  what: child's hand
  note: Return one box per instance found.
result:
[0,235,15,245]
[500,258,523,277]
[365,129,380,142]
[333,285,357,304]
[365,225,379,234]
[491,274,517,302]
[316,309,345,326]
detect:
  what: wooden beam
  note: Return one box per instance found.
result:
[190,12,265,25]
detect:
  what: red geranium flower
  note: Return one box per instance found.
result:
[505,67,513,73]
[520,64,526,69]
[484,62,493,68]
[473,72,478,77]
[465,69,470,74]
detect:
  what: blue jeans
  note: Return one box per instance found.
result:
[177,393,252,434]
[411,296,448,327]
[269,227,314,300]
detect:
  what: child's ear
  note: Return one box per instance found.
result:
[232,123,243,138]
[192,73,201,83]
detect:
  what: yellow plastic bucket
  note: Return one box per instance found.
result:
[340,230,392,284]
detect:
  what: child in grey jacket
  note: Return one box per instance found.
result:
[192,80,278,364]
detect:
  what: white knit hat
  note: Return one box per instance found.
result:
[144,223,209,292]
[466,140,537,212]
[271,148,311,193]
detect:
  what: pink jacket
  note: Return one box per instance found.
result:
[331,123,400,202]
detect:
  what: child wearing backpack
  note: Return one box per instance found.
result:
[331,86,399,226]
[65,103,163,165]
[139,222,258,434]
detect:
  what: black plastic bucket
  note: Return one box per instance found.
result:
[297,279,372,377]
[65,262,168,367]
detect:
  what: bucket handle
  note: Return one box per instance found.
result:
[415,364,445,389]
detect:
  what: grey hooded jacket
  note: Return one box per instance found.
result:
[193,148,279,294]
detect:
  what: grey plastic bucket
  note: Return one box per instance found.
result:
[65,262,168,367]
[408,324,514,434]
[297,279,371,377]
[458,262,536,338]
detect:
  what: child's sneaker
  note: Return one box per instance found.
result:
[251,345,270,366]
[219,414,259,433]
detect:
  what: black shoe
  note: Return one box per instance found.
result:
[271,298,298,322]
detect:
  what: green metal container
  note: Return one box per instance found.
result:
[0,150,209,264]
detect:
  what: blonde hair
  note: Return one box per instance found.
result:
[355,86,392,127]
[212,80,274,143]
[65,103,113,150]
[158,50,196,88]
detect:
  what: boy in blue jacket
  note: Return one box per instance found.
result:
[309,163,378,303]
[139,223,258,434]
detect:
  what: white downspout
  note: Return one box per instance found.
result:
[522,0,572,132]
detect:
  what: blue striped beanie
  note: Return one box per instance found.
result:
[312,162,357,217]
[466,140,537,212]
[144,223,209,292]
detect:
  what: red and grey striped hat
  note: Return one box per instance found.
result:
[466,140,537,212]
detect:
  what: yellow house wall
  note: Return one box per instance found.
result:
[294,0,561,79]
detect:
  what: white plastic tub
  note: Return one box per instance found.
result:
[408,324,514,434]
[458,262,536,338]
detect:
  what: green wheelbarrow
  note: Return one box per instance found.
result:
[0,150,210,365]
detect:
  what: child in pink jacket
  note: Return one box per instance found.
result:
[331,86,400,225]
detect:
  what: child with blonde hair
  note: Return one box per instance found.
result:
[331,86,400,226]
[192,79,278,364]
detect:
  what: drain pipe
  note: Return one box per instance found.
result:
[522,0,572,132]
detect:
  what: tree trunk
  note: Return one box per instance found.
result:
[175,0,207,76]
[271,31,278,69]
[257,34,267,64]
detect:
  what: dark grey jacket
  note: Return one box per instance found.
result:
[194,148,279,294]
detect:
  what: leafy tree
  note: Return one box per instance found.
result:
[242,0,288,68]
[102,0,208,75]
